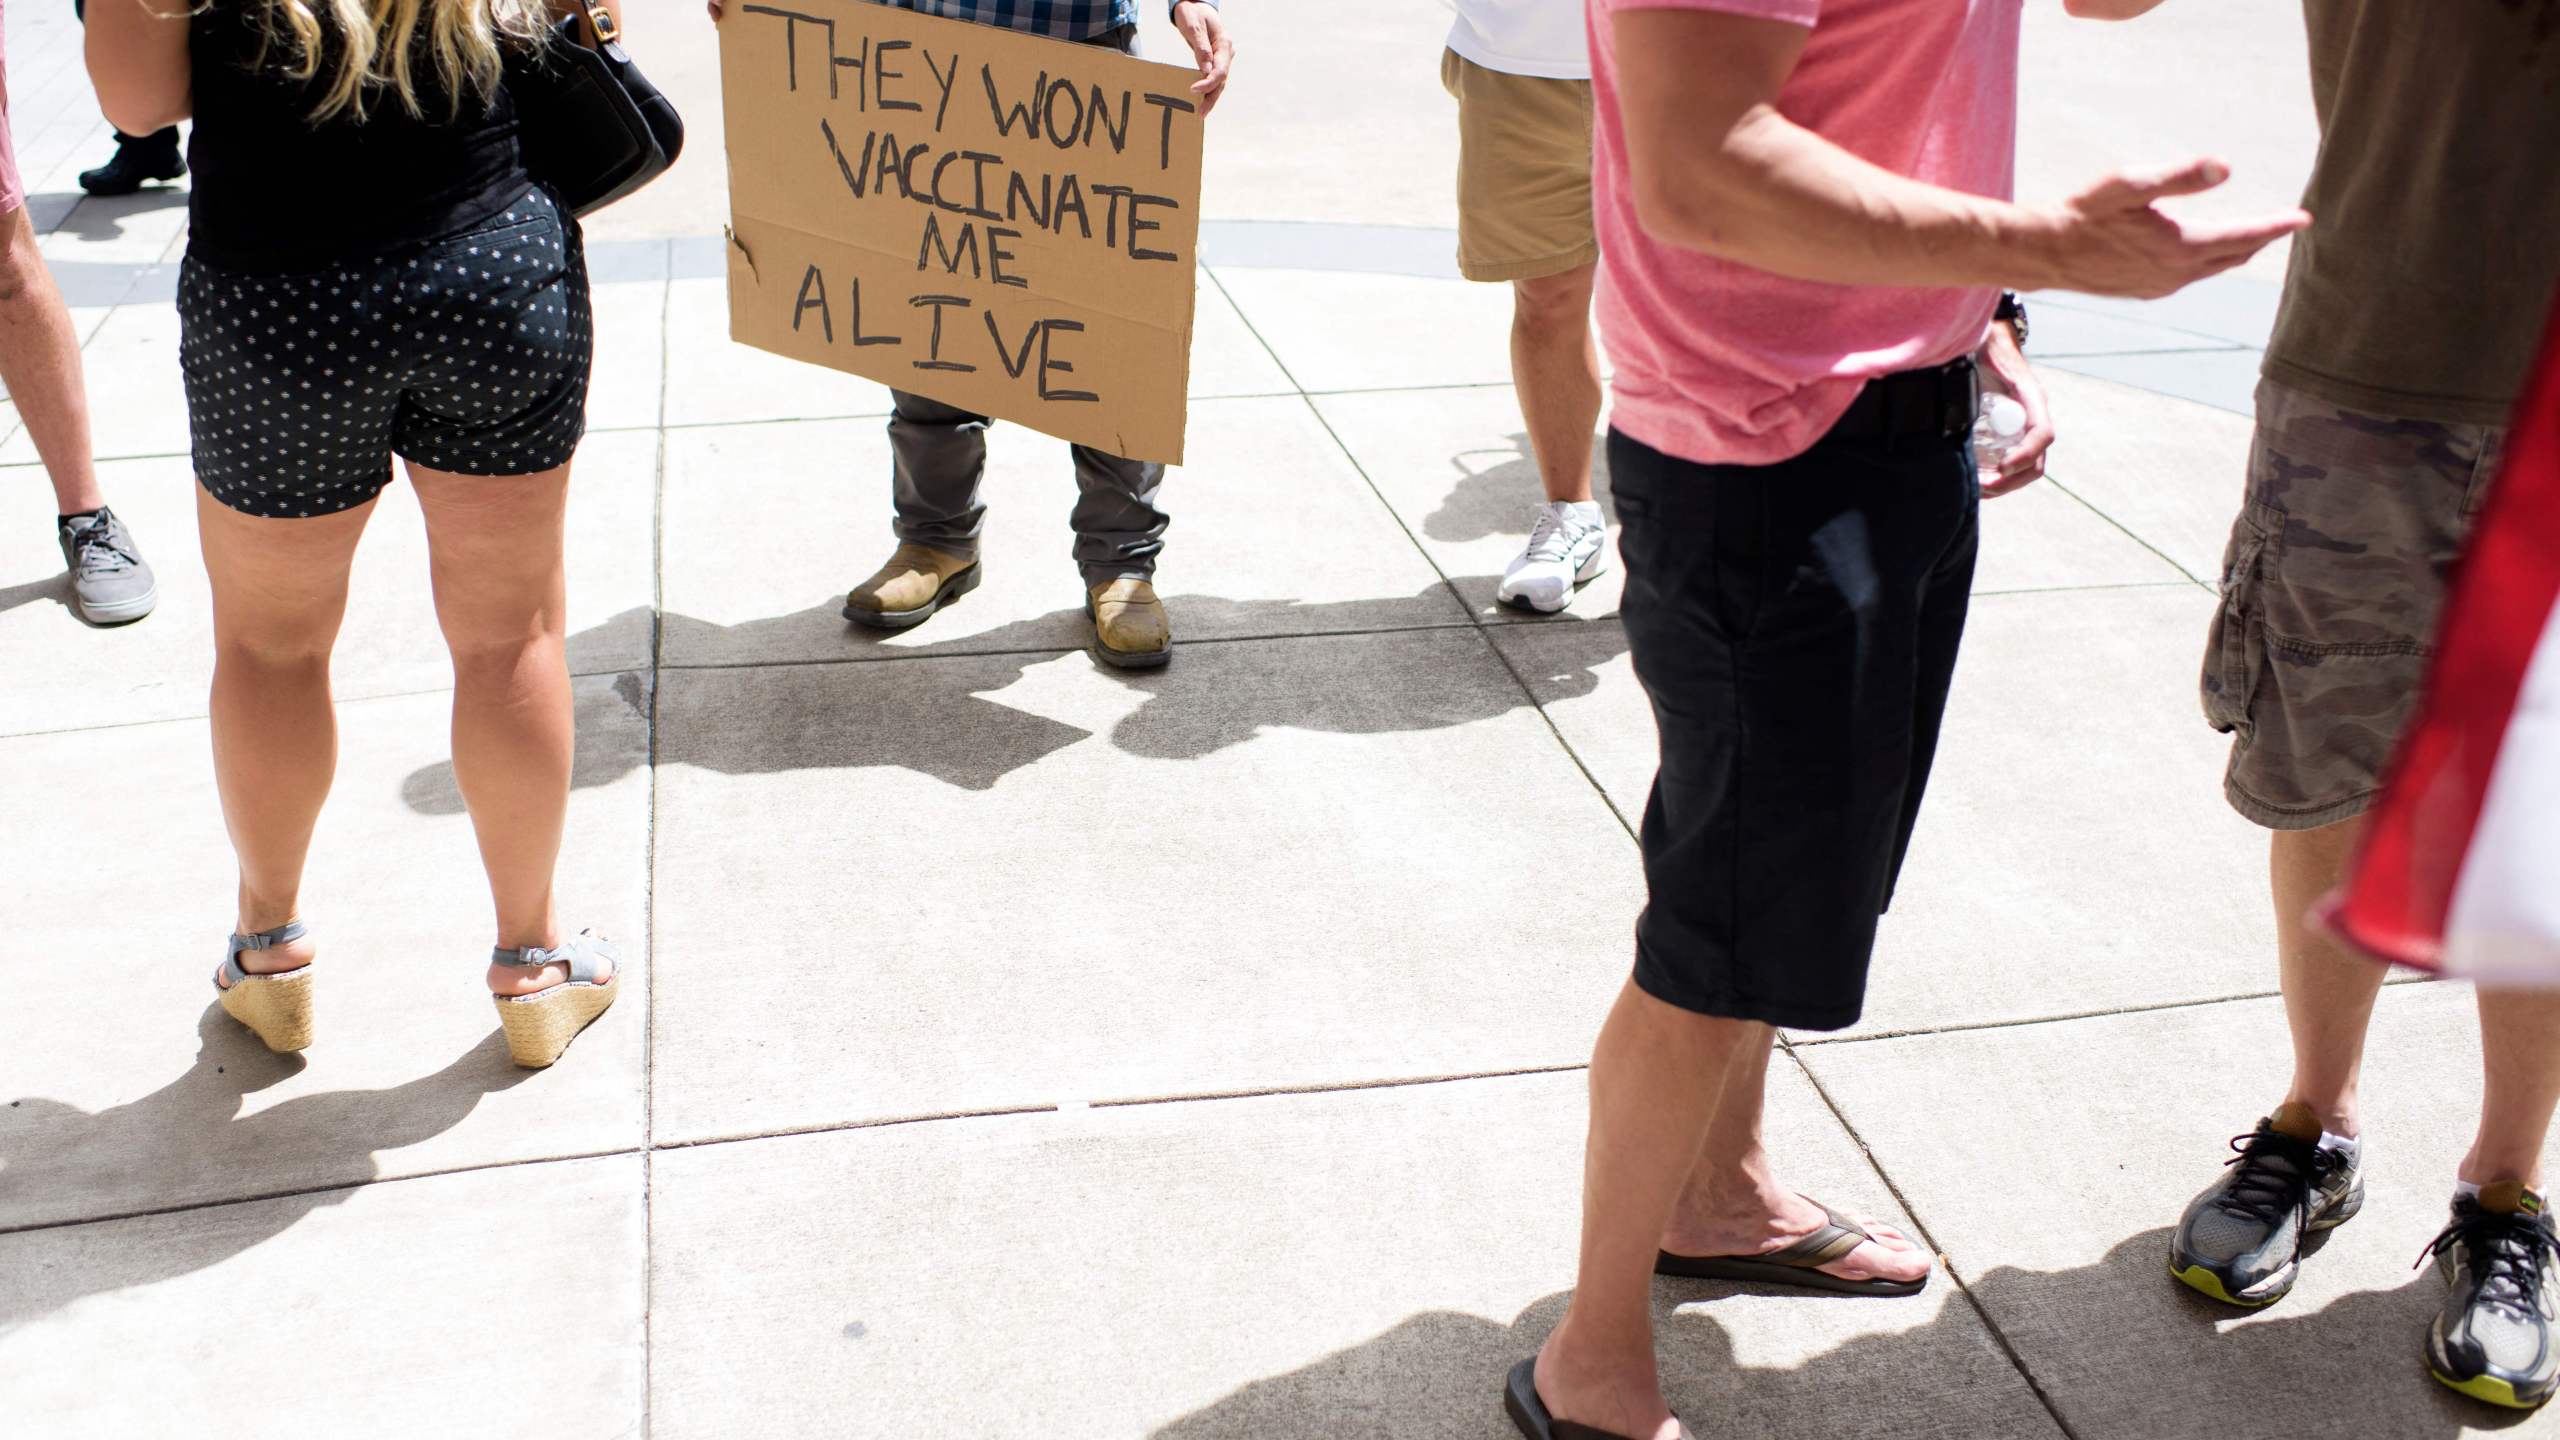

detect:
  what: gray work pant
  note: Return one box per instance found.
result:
[881,20,1165,586]
[886,389,1169,584]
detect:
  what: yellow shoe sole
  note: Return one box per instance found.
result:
[2432,1369,2549,1410]
[217,969,315,1053]
[494,979,618,1069]
[2170,1259,2283,1308]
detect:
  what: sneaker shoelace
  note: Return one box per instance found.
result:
[67,513,139,579]
[2421,1206,2560,1316]
[1521,507,1589,566]
[2213,1123,2337,1224]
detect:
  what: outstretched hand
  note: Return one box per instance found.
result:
[2035,158,2308,300]
[1171,1,1233,115]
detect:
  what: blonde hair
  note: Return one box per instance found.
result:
[253,0,554,122]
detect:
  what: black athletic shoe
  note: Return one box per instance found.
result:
[2425,1182,2560,1410]
[2169,1101,2363,1306]
[77,130,186,197]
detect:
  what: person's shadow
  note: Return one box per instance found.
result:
[1421,432,1614,547]
[0,1006,531,1335]
[0,574,75,620]
[398,581,1633,806]
[1148,1229,2532,1438]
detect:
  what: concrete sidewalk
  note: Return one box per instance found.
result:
[6,4,2548,1437]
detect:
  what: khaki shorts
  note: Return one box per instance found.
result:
[2202,379,2508,829]
[1440,48,1596,283]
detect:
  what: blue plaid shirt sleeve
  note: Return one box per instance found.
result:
[897,0,1216,42]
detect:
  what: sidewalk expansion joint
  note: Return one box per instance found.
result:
[1221,254,1643,846]
[2043,475,2215,591]
[0,1144,646,1240]
[1087,1061,1593,1110]
[653,619,1496,674]
[1787,974,2437,1051]
[0,665,657,742]
[1782,1042,2087,1440]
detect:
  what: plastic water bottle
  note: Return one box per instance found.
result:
[1973,389,2028,473]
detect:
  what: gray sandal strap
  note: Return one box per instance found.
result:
[1779,1205,1874,1268]
[221,920,308,987]
[490,929,617,985]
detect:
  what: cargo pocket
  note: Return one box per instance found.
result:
[2200,503,2277,736]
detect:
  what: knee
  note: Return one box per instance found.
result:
[439,611,563,684]
[217,623,337,674]
[0,242,42,310]
[1512,267,1595,336]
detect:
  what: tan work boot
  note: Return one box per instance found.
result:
[1087,577,1171,669]
[843,543,979,630]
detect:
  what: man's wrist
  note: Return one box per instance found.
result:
[1983,202,2068,293]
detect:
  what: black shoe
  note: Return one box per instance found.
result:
[2169,1101,2363,1306]
[78,130,186,197]
[2426,1182,2560,1410]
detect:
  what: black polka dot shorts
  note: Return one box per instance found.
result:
[179,185,592,519]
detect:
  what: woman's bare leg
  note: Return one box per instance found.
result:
[197,487,376,977]
[406,460,607,996]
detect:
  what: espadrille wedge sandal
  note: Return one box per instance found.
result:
[491,930,619,1069]
[216,920,315,1053]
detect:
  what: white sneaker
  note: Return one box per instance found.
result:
[1496,500,1608,614]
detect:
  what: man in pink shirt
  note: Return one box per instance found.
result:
[1504,3,2307,1437]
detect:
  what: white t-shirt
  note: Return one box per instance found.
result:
[1446,0,1591,81]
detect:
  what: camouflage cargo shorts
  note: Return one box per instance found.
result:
[2201,379,2508,829]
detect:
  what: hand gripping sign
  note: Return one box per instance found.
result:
[720,2,1205,464]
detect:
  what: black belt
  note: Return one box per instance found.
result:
[1825,358,1979,450]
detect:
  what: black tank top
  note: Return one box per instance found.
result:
[186,4,533,273]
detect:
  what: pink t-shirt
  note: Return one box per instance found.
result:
[1589,0,2022,466]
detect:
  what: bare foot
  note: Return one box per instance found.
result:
[1533,1330,1686,1440]
[1661,1188,1931,1287]
[214,926,314,988]
[485,933,616,998]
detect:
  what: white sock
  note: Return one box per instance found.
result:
[2319,1131,2361,1165]
[1557,499,1603,525]
[2455,1179,2483,1201]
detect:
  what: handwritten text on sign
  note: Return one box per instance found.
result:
[720,1,1205,464]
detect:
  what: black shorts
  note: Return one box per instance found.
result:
[179,185,591,519]
[1613,401,1979,1032]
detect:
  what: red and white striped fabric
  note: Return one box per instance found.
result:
[2325,297,2560,981]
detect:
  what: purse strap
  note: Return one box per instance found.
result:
[562,0,620,47]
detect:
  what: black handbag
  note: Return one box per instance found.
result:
[507,0,685,217]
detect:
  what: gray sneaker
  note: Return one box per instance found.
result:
[2425,1182,2560,1410]
[57,507,158,625]
[2169,1100,2363,1306]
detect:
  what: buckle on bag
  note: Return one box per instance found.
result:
[587,3,620,43]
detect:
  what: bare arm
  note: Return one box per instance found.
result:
[1611,8,2304,299]
[84,0,191,134]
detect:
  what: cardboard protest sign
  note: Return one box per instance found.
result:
[719,1,1205,464]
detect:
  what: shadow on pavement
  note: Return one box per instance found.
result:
[0,1007,530,1335]
[0,574,72,619]
[1421,432,1614,546]
[1149,1230,2530,1439]
[398,584,1631,805]
[35,187,189,245]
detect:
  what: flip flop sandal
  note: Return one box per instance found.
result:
[216,920,315,1053]
[1503,1358,1691,1440]
[491,930,619,1069]
[1655,1196,1929,1296]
